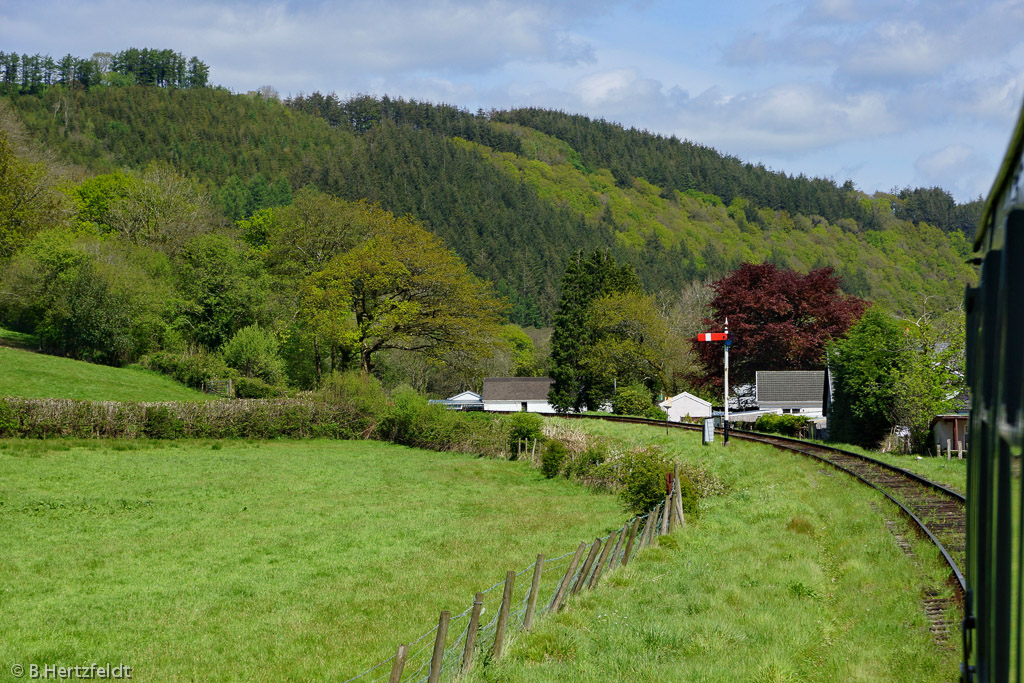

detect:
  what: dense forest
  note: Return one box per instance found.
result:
[0,49,980,397]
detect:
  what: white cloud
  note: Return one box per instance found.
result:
[915,143,996,199]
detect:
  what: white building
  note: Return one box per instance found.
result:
[755,370,826,417]
[482,377,555,413]
[658,392,713,422]
[428,391,483,410]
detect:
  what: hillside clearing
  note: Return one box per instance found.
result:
[0,345,208,402]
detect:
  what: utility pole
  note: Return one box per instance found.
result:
[723,318,730,446]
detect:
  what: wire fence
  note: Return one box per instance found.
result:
[344,466,689,682]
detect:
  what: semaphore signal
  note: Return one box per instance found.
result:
[696,318,731,445]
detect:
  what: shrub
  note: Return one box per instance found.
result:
[644,404,668,420]
[617,446,672,514]
[754,413,810,437]
[317,371,389,438]
[676,472,699,518]
[541,441,567,478]
[142,349,232,389]
[143,406,184,438]
[221,325,285,384]
[507,412,544,444]
[612,385,653,417]
[234,376,286,399]
[565,442,609,481]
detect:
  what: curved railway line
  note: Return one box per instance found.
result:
[547,413,967,601]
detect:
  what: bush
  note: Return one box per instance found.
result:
[234,376,286,399]
[617,446,672,515]
[317,371,389,438]
[754,413,810,437]
[507,412,544,444]
[541,441,567,478]
[645,404,668,420]
[142,349,232,389]
[143,406,184,438]
[676,472,699,518]
[612,385,653,417]
[221,325,285,384]
[565,442,608,481]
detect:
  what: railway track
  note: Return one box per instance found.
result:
[546,413,967,599]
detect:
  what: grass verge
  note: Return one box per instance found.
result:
[481,419,959,682]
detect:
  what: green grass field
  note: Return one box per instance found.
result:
[485,420,960,681]
[0,439,626,682]
[0,345,208,402]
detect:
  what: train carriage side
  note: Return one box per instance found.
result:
[964,98,1024,682]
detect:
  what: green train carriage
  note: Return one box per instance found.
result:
[964,96,1024,681]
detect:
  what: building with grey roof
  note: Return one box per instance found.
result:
[755,370,826,417]
[481,377,555,413]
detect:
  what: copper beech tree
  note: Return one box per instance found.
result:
[693,263,866,388]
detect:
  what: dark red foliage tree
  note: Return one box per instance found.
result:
[693,263,866,388]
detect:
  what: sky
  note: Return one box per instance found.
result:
[3,0,1024,203]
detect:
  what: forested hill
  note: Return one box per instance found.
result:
[2,84,976,323]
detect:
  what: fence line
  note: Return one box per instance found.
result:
[345,472,689,682]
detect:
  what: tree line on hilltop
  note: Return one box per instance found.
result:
[0,48,210,93]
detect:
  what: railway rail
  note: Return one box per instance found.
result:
[545,413,967,599]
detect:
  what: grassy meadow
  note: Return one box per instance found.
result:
[0,439,626,681]
[0,345,208,402]
[482,419,960,682]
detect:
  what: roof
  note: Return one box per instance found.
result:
[446,391,481,402]
[659,392,712,408]
[756,371,825,404]
[482,377,554,401]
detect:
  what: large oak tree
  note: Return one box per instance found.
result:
[302,206,505,374]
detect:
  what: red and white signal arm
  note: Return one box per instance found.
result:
[697,332,729,342]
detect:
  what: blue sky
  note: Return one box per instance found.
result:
[3,0,1023,202]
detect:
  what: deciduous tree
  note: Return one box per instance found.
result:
[303,208,505,374]
[694,263,866,388]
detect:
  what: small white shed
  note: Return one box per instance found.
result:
[658,392,713,422]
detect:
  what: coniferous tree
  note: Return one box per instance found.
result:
[549,249,640,412]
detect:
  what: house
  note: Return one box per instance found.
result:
[658,392,713,422]
[481,377,555,413]
[428,390,484,411]
[755,370,826,417]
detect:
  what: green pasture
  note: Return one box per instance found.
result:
[0,345,207,402]
[486,419,960,681]
[0,439,625,682]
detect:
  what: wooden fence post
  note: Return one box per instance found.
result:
[492,571,515,660]
[661,493,671,535]
[531,438,538,465]
[674,488,685,528]
[607,526,627,572]
[640,505,658,548]
[571,539,602,596]
[958,440,964,459]
[551,542,586,612]
[427,610,450,683]
[589,529,618,589]
[461,593,485,673]
[621,517,641,567]
[523,555,544,631]
[388,644,408,683]
[593,532,614,589]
